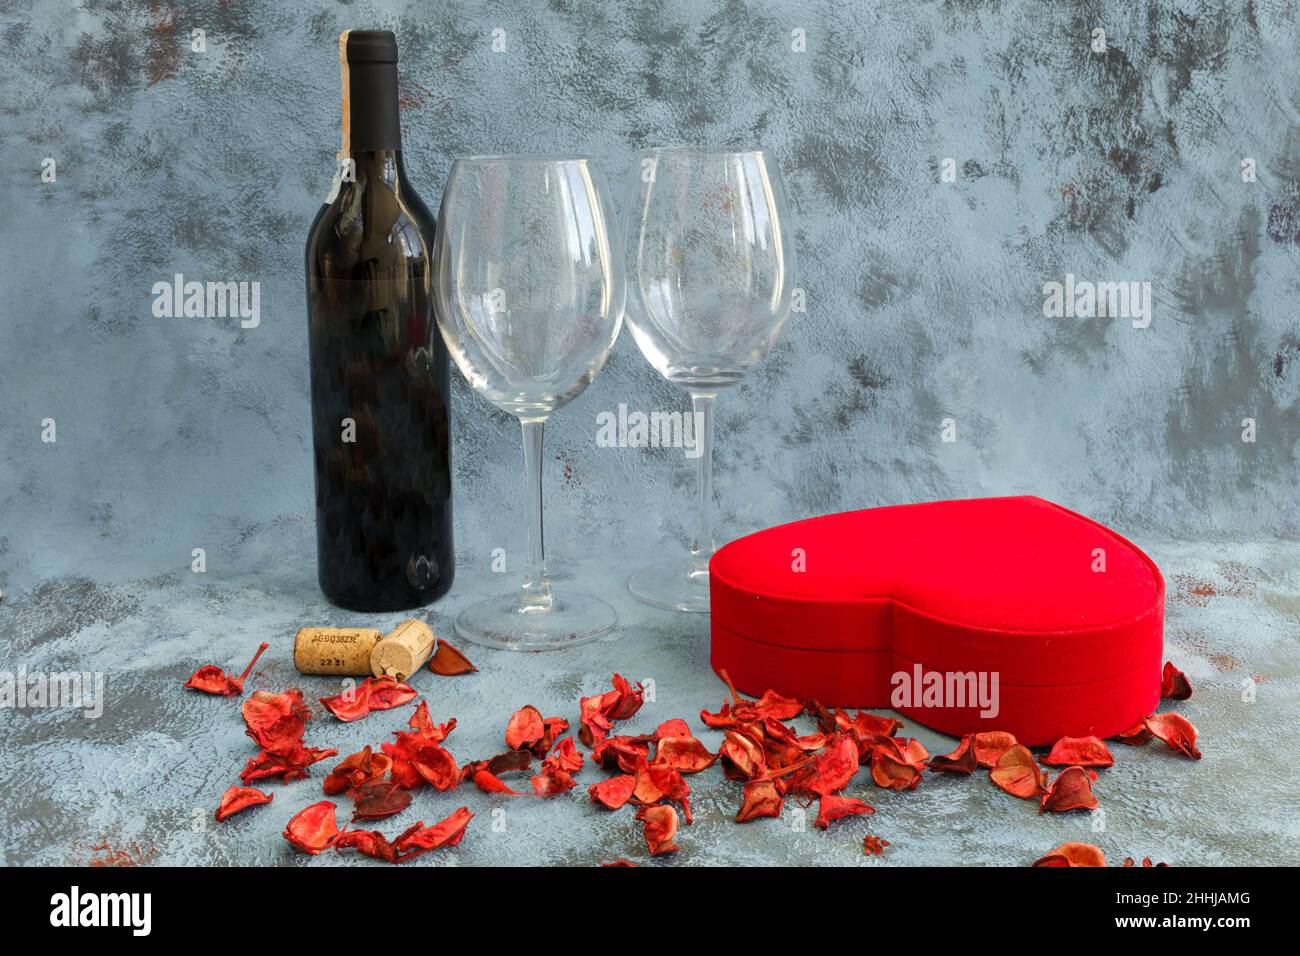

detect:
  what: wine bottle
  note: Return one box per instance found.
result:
[305,29,454,611]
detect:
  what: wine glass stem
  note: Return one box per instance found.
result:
[688,391,716,572]
[519,418,554,612]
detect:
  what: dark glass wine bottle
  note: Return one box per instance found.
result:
[305,29,454,611]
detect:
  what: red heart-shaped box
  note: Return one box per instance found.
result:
[709,496,1163,745]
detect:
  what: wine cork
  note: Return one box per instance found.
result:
[370,619,436,680]
[294,626,383,675]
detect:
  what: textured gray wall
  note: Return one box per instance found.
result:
[3,0,1299,598]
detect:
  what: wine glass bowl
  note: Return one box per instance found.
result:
[627,147,794,391]
[434,155,625,649]
[625,146,795,612]
[437,156,624,420]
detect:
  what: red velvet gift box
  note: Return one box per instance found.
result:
[709,496,1164,745]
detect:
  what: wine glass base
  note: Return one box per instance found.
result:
[454,591,617,651]
[628,559,712,613]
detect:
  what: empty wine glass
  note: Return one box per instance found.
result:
[434,155,625,649]
[625,147,795,612]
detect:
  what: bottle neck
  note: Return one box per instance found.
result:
[342,59,401,152]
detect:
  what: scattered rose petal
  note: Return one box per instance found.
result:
[579,674,644,747]
[428,639,477,675]
[928,734,978,774]
[505,705,545,751]
[1044,735,1114,768]
[636,805,679,856]
[814,794,874,829]
[1161,661,1193,700]
[989,745,1047,799]
[1033,842,1107,867]
[351,779,413,821]
[283,801,341,855]
[184,642,269,696]
[323,746,392,796]
[215,786,273,822]
[1114,720,1154,746]
[392,807,473,860]
[1040,766,1099,814]
[589,774,637,810]
[320,677,417,723]
[735,779,783,822]
[655,735,718,774]
[973,731,1018,767]
[1144,712,1202,759]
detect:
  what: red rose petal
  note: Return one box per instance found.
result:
[215,785,273,822]
[1040,766,1100,814]
[1044,734,1114,768]
[1144,712,1202,759]
[1033,842,1107,867]
[989,744,1047,799]
[283,801,341,855]
[1161,661,1193,700]
[428,639,477,675]
[635,804,679,856]
[814,794,874,829]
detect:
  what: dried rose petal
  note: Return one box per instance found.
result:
[1114,719,1154,746]
[411,743,460,791]
[428,639,477,675]
[367,677,418,711]
[323,746,392,796]
[242,689,310,751]
[654,719,692,738]
[1044,734,1114,768]
[989,745,1047,799]
[1122,856,1169,867]
[735,779,784,822]
[283,801,341,854]
[185,642,269,696]
[973,731,1018,767]
[579,674,644,746]
[320,677,416,722]
[654,735,718,774]
[591,735,653,772]
[928,734,978,774]
[241,744,338,785]
[803,734,860,795]
[336,827,403,863]
[471,770,521,795]
[1144,712,1202,759]
[1161,661,1193,700]
[1033,842,1107,867]
[1040,766,1099,814]
[589,774,637,810]
[393,807,473,860]
[863,834,889,856]
[215,786,273,822]
[839,710,903,738]
[870,749,923,791]
[635,805,679,856]
[603,859,638,867]
[720,730,766,781]
[531,767,577,797]
[384,703,458,788]
[814,794,874,829]
[352,779,413,821]
[505,705,545,751]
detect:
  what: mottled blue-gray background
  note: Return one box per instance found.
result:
[1,0,1298,867]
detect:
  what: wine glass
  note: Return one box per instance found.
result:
[434,155,625,649]
[624,147,795,612]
